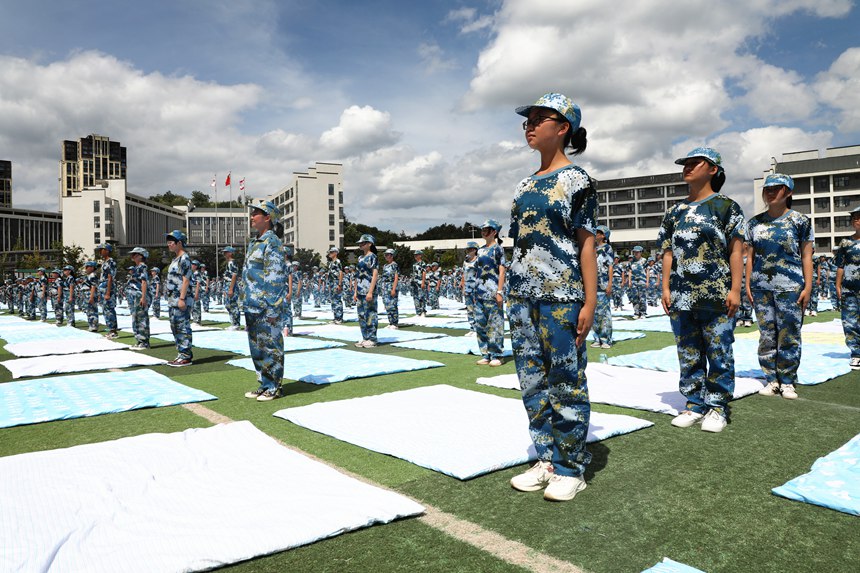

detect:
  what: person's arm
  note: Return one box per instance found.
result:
[286,272,293,301]
[606,263,613,296]
[745,249,754,305]
[495,265,506,308]
[392,270,399,297]
[421,268,426,290]
[725,236,743,317]
[140,276,148,307]
[575,229,597,347]
[105,270,113,299]
[367,268,379,301]
[798,241,813,312]
[661,250,673,315]
[337,268,343,293]
[836,268,844,300]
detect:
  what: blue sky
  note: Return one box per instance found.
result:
[1,0,859,234]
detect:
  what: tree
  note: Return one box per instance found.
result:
[20,249,50,270]
[149,190,188,207]
[190,190,212,209]
[420,246,437,265]
[51,241,85,271]
[294,248,321,272]
[440,247,462,270]
[392,244,416,280]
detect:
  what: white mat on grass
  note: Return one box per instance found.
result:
[151,330,344,355]
[0,421,423,573]
[3,338,129,357]
[392,335,514,357]
[613,315,674,332]
[476,365,765,416]
[126,319,219,336]
[1,350,167,379]
[296,323,445,344]
[802,319,842,334]
[228,348,444,384]
[274,384,653,479]
[587,331,646,343]
[641,558,706,573]
[0,324,105,345]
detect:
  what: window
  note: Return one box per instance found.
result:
[329,229,335,241]
[609,189,635,203]
[638,201,665,214]
[814,217,831,232]
[792,199,811,215]
[329,199,335,210]
[637,187,663,200]
[814,176,830,192]
[598,205,606,217]
[93,200,100,213]
[329,214,335,225]
[93,216,100,229]
[339,191,343,204]
[609,204,634,216]
[94,233,101,244]
[815,237,831,251]
[834,216,851,230]
[328,184,335,196]
[638,216,663,229]
[667,184,689,198]
[814,197,831,212]
[793,177,810,195]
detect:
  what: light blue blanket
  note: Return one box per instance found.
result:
[641,558,706,573]
[0,324,104,345]
[392,336,513,357]
[588,331,646,343]
[298,324,445,345]
[609,339,849,385]
[614,315,674,332]
[772,433,860,516]
[0,369,215,428]
[228,348,444,384]
[151,330,344,355]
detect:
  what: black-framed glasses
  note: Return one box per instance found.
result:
[522,116,561,130]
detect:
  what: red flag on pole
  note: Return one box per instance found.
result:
[225,172,231,187]
[210,178,216,188]
[239,178,245,191]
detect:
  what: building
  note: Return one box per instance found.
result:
[0,160,11,208]
[268,162,344,255]
[60,134,127,206]
[756,145,860,255]
[61,179,185,255]
[186,207,248,247]
[596,172,689,254]
[0,206,63,276]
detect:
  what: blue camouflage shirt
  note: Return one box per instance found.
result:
[165,253,192,306]
[474,242,507,300]
[128,263,148,295]
[745,209,813,292]
[836,238,860,293]
[508,164,597,302]
[99,257,116,291]
[596,243,614,291]
[657,193,746,311]
[242,229,286,318]
[462,257,477,295]
[327,259,342,286]
[629,259,647,287]
[380,261,398,288]
[411,260,426,286]
[355,252,378,297]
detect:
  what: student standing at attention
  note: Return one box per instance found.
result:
[836,206,860,370]
[659,148,745,433]
[507,93,597,502]
[745,173,813,400]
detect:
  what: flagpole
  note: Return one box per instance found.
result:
[213,174,220,282]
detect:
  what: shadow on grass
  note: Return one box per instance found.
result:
[281,380,329,396]
[584,441,610,481]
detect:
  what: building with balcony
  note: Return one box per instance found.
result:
[0,206,63,277]
[268,162,344,256]
[755,145,860,255]
[59,134,127,207]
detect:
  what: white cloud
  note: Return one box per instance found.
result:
[739,64,819,122]
[815,47,860,132]
[418,43,457,74]
[446,7,494,34]
[318,105,401,157]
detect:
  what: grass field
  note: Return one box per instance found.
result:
[1,309,857,573]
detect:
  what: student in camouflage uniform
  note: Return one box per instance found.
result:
[827,255,840,311]
[199,264,210,313]
[736,243,754,327]
[343,266,355,309]
[283,248,294,336]
[426,261,441,310]
[326,247,344,323]
[611,256,623,310]
[380,248,400,329]
[806,255,820,316]
[128,247,151,349]
[222,247,241,330]
[164,230,193,367]
[50,269,64,325]
[473,219,507,366]
[507,93,596,502]
[82,261,100,331]
[353,234,379,347]
[149,267,162,319]
[659,147,745,433]
[292,261,303,319]
[190,260,202,324]
[242,201,286,401]
[627,247,647,318]
[35,268,48,321]
[61,266,76,327]
[836,206,860,370]
[460,241,479,336]
[312,266,323,308]
[592,225,614,348]
[97,244,118,337]
[410,251,428,316]
[745,174,812,400]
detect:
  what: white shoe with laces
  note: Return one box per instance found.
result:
[701,409,727,433]
[758,381,780,396]
[780,384,798,400]
[850,357,860,370]
[543,474,587,502]
[670,410,704,428]
[510,461,554,492]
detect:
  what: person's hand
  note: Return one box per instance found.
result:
[575,303,595,347]
[366,292,373,302]
[605,285,612,296]
[725,289,740,317]
[139,297,145,307]
[178,298,186,310]
[228,289,233,298]
[661,288,671,315]
[797,289,811,313]
[391,288,396,297]
[495,292,503,308]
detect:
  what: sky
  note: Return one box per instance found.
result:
[1,0,859,235]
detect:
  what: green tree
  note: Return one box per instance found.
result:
[149,190,188,207]
[190,190,212,208]
[20,249,50,270]
[440,247,462,270]
[51,241,85,271]
[294,248,321,272]
[420,246,437,265]
[392,244,416,280]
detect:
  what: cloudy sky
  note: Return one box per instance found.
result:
[2,0,859,234]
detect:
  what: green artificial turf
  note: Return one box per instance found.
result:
[1,310,858,573]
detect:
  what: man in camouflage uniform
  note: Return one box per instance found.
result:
[411,250,427,316]
[164,231,193,366]
[627,246,647,318]
[222,246,241,330]
[50,269,64,324]
[35,268,48,321]
[61,265,76,327]
[190,260,202,324]
[200,263,210,313]
[98,243,118,337]
[149,266,162,319]
[242,200,286,401]
[128,247,151,349]
[292,261,303,318]
[326,247,344,323]
[82,261,100,331]
[426,261,441,310]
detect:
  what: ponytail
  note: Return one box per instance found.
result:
[711,170,726,192]
[565,127,587,156]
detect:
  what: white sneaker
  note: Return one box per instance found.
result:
[354,340,367,347]
[488,358,502,367]
[465,331,477,337]
[363,340,377,348]
[590,341,602,348]
[543,474,587,502]
[510,461,554,492]
[701,409,727,433]
[780,384,798,400]
[600,342,612,349]
[387,325,399,330]
[810,311,817,317]
[475,358,490,365]
[670,410,704,428]
[850,357,860,370]
[758,381,780,396]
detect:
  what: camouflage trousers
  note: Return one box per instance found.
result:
[54,297,64,323]
[293,293,302,318]
[381,286,399,326]
[411,284,426,315]
[474,298,505,359]
[808,282,819,313]
[427,289,439,310]
[629,284,647,316]
[463,292,476,333]
[192,298,202,324]
[37,296,47,320]
[100,291,117,331]
[130,295,150,346]
[737,295,754,322]
[225,294,241,327]
[85,301,99,331]
[593,292,613,345]
[830,280,840,311]
[328,283,343,321]
[151,295,161,319]
[357,296,378,343]
[169,305,193,360]
[245,311,284,391]
[668,308,736,416]
[507,297,591,478]
[752,289,802,386]
[64,298,75,326]
[611,280,623,309]
[202,293,209,312]
[841,293,860,358]
[283,296,293,335]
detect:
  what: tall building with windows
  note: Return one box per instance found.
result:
[268,162,344,255]
[186,208,248,247]
[0,160,11,207]
[59,134,127,206]
[755,145,860,255]
[596,172,688,254]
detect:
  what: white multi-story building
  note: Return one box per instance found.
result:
[59,134,127,207]
[268,162,344,256]
[61,179,185,255]
[754,145,860,255]
[186,207,248,247]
